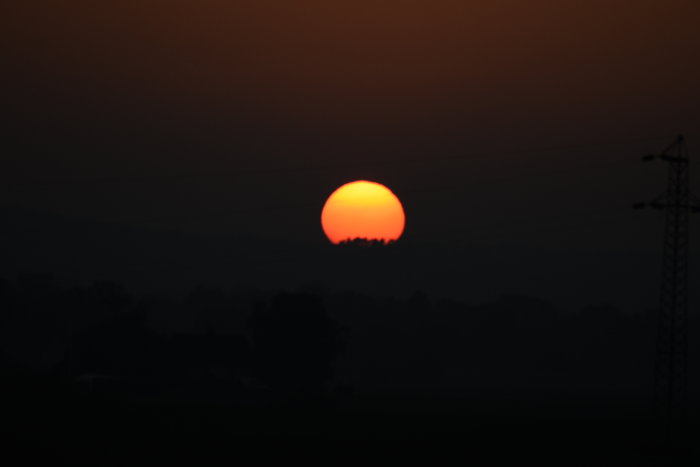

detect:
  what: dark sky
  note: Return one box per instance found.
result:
[2,0,700,308]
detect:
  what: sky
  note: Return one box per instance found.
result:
[2,0,700,308]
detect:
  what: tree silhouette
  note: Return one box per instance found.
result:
[337,237,396,248]
[64,307,155,383]
[248,292,345,397]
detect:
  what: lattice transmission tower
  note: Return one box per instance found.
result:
[635,135,700,431]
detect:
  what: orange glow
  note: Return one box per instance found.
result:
[321,180,405,245]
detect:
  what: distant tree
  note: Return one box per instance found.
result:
[0,274,65,371]
[183,285,230,333]
[63,305,154,381]
[65,281,133,335]
[337,237,396,248]
[248,292,345,396]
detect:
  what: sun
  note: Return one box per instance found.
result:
[321,180,406,245]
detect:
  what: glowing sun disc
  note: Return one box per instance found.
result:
[321,180,406,244]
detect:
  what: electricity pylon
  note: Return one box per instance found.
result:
[634,135,700,434]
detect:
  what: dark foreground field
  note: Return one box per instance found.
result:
[3,378,697,467]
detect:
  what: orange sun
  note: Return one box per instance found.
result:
[321,180,406,244]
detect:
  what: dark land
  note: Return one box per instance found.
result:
[1,271,699,465]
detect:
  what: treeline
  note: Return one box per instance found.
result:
[0,273,692,411]
[0,274,344,406]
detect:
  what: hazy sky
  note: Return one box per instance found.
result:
[2,0,699,307]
